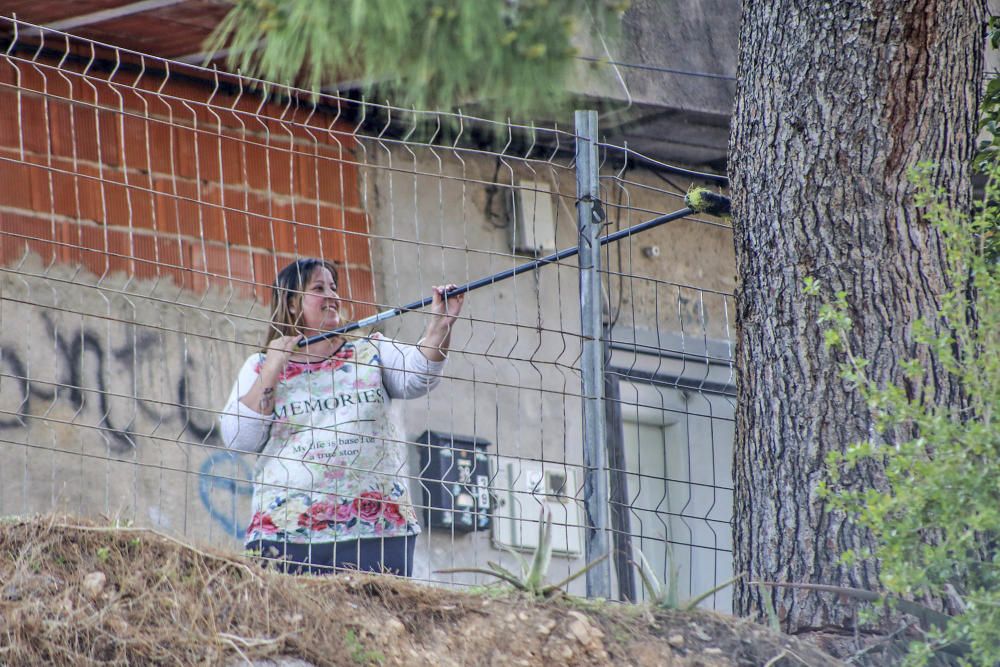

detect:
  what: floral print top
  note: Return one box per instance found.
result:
[219,334,445,545]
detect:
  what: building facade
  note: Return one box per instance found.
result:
[0,2,738,606]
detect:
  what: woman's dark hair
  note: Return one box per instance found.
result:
[267,258,340,344]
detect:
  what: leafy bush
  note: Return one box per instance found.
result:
[808,161,1000,665]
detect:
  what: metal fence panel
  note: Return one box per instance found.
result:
[0,16,736,608]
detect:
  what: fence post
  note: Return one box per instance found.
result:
[575,110,611,599]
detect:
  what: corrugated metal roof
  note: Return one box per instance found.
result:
[0,1,232,62]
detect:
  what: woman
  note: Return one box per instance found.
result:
[219,258,464,576]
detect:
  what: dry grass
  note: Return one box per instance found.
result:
[0,515,842,666]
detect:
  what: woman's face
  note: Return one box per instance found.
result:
[292,267,341,333]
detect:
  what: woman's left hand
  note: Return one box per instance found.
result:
[419,284,465,362]
[430,284,464,325]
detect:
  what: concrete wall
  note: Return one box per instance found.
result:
[0,255,266,547]
[567,0,740,167]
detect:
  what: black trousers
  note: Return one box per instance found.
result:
[250,535,416,576]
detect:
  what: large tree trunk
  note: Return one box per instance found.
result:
[728,0,986,650]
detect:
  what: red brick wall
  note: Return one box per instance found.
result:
[0,51,375,315]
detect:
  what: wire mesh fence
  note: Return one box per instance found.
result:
[0,16,735,609]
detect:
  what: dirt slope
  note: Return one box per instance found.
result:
[0,517,840,666]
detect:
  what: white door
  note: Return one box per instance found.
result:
[619,382,734,610]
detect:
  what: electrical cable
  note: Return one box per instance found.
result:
[576,55,737,82]
[606,145,729,185]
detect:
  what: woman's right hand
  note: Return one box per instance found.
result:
[239,334,303,416]
[262,335,303,375]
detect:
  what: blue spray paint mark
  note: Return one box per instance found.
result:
[199,451,254,538]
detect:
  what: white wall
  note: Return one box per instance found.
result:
[361,142,736,600]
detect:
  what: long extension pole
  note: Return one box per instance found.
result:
[298,205,695,347]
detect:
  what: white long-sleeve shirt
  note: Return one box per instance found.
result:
[218,333,445,544]
[220,334,444,452]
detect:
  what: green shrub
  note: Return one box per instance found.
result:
[810,161,1000,665]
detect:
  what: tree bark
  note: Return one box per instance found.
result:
[729,0,986,647]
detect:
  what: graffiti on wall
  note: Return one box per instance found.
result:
[0,311,254,537]
[1,315,213,451]
[199,452,254,538]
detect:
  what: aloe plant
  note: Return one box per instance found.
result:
[631,546,679,609]
[632,546,744,611]
[436,507,607,598]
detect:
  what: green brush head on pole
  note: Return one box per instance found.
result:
[685,187,731,217]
